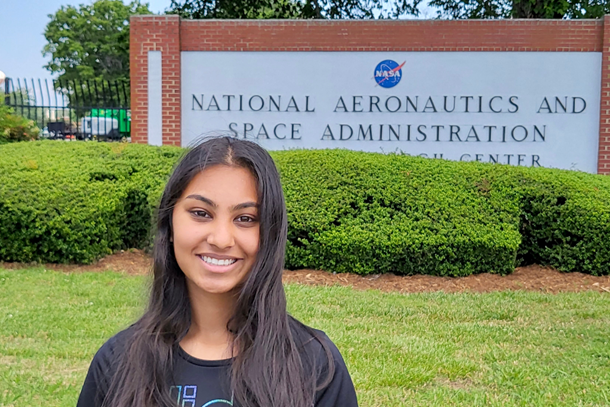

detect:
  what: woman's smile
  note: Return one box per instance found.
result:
[198,254,240,273]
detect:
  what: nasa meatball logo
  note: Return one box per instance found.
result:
[374,60,405,88]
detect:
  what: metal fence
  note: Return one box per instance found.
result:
[3,78,131,141]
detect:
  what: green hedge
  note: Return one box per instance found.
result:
[1,141,609,276]
[0,141,182,263]
[277,150,610,276]
[515,168,610,275]
[276,150,522,276]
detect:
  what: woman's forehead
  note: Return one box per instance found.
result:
[181,165,258,205]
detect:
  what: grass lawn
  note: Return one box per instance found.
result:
[0,268,609,407]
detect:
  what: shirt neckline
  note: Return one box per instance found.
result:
[177,345,234,367]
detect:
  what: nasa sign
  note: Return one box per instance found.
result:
[181,51,601,173]
[129,17,610,174]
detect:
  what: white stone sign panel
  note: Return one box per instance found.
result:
[182,51,601,172]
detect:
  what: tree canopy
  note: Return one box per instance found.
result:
[167,0,421,19]
[43,0,152,87]
[429,0,608,18]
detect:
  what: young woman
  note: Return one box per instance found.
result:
[76,136,358,407]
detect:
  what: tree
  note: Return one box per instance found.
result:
[429,0,606,18]
[43,0,152,98]
[168,0,421,19]
[168,0,303,18]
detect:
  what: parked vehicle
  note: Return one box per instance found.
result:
[90,109,130,136]
[80,116,120,140]
[45,121,79,140]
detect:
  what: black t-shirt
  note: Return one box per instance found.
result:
[77,326,358,407]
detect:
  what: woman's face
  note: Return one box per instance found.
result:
[172,165,260,296]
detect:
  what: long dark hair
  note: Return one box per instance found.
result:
[103,136,334,407]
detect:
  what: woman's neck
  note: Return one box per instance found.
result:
[180,285,237,360]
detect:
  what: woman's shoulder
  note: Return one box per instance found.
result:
[289,318,359,406]
[90,324,138,367]
[288,318,345,368]
[76,325,139,407]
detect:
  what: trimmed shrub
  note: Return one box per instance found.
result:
[516,168,610,275]
[0,141,181,263]
[275,150,522,276]
[276,150,610,276]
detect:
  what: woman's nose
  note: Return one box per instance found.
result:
[206,220,235,249]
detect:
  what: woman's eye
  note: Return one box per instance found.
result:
[237,215,256,223]
[190,210,210,218]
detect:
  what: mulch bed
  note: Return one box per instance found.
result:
[2,249,610,294]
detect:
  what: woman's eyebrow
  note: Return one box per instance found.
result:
[185,194,259,211]
[233,201,259,211]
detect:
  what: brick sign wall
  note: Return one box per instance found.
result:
[130,16,610,174]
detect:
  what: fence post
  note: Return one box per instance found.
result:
[4,78,10,106]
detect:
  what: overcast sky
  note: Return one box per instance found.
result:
[0,0,436,85]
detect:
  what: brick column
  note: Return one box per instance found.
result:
[130,15,181,146]
[598,16,610,174]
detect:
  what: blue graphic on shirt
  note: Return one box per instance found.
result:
[202,400,233,407]
[170,385,233,407]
